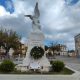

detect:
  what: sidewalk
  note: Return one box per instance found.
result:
[0,72,79,80]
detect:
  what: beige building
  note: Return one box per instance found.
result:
[46,44,68,56]
[75,34,80,57]
[68,50,76,57]
[59,44,68,56]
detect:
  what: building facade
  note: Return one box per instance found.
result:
[46,44,68,56]
[59,44,68,56]
[75,34,80,57]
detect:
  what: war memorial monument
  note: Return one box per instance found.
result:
[16,2,50,72]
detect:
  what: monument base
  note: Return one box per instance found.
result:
[16,54,51,72]
[16,31,51,72]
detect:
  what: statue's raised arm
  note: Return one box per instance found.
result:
[34,2,40,18]
[25,15,33,20]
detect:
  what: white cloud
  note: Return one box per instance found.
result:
[13,0,33,16]
[0,6,10,16]
[0,0,80,50]
[45,33,68,40]
[21,37,27,44]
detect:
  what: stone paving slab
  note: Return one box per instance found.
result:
[66,63,80,71]
[0,74,80,80]
[55,56,80,71]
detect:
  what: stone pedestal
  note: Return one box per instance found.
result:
[16,31,50,72]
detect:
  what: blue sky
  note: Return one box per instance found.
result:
[65,0,79,5]
[0,0,14,13]
[0,0,80,50]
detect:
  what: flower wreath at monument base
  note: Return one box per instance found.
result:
[30,46,44,59]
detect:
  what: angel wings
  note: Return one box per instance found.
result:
[25,2,40,20]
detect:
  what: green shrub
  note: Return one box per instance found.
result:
[0,60,15,73]
[51,60,65,72]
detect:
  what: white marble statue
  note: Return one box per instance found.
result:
[16,2,50,72]
[25,2,41,31]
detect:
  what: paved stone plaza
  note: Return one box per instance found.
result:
[0,74,79,80]
[0,56,80,80]
[56,56,80,71]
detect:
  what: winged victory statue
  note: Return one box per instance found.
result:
[25,2,41,31]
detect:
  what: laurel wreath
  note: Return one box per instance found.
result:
[30,46,44,59]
